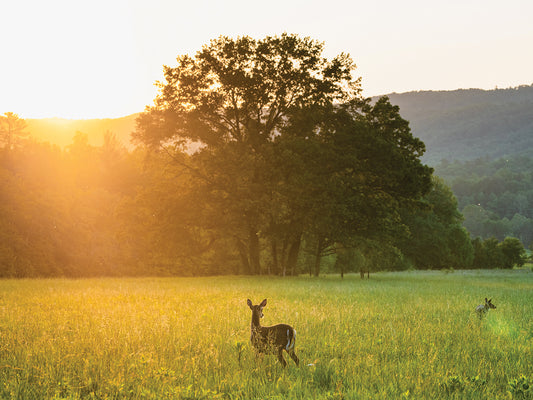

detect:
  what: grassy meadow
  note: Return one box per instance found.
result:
[1,270,533,399]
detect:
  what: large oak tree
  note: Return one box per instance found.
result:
[134,34,433,274]
[134,34,360,274]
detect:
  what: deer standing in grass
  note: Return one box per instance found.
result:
[476,298,496,318]
[247,299,299,367]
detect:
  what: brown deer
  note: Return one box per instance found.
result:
[247,299,299,367]
[476,298,496,318]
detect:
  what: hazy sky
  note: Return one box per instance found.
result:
[2,0,532,119]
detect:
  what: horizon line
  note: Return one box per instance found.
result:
[7,83,533,121]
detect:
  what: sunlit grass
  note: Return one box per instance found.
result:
[1,271,532,399]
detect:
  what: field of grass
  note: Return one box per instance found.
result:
[1,270,533,399]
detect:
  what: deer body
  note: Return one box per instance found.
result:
[476,298,496,318]
[247,299,299,367]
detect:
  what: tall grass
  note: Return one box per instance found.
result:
[1,270,532,399]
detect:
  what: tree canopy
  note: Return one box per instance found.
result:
[134,34,433,275]
[134,34,360,149]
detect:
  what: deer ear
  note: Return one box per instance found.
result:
[260,299,267,307]
[485,298,488,302]
[247,299,252,308]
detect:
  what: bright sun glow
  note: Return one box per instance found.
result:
[1,0,532,119]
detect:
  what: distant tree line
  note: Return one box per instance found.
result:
[0,36,529,278]
[471,237,527,270]
[435,155,533,248]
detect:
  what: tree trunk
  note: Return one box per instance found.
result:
[287,233,301,276]
[280,238,288,277]
[236,239,250,274]
[249,227,261,275]
[314,237,324,277]
[270,239,278,276]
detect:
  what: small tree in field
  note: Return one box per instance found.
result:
[0,112,28,150]
[499,237,526,268]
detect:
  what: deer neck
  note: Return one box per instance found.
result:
[251,313,261,331]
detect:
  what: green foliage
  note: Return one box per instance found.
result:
[435,155,533,247]
[397,176,474,269]
[500,237,527,268]
[1,271,532,399]
[472,236,527,269]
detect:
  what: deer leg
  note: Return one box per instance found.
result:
[254,349,265,363]
[277,348,287,367]
[289,350,299,366]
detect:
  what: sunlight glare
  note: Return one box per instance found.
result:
[1,0,157,119]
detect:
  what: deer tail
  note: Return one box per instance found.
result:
[286,328,296,351]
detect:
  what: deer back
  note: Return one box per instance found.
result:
[476,298,496,315]
[475,304,488,314]
[252,323,296,354]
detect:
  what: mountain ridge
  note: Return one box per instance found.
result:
[23,84,533,165]
[26,114,139,149]
[380,84,533,165]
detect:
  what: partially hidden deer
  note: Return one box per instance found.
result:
[476,297,496,318]
[247,299,299,367]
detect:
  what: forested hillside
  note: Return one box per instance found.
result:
[384,85,533,248]
[2,75,531,277]
[385,85,533,165]
[434,156,533,246]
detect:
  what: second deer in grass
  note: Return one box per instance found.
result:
[476,298,496,318]
[247,299,299,367]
